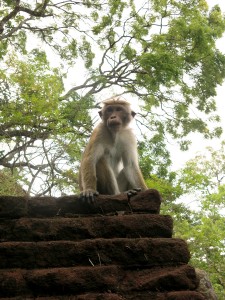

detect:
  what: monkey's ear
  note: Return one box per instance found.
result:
[131,111,136,118]
[98,110,103,118]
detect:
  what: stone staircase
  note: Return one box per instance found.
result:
[0,189,205,299]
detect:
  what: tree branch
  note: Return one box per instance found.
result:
[0,0,52,37]
[0,0,21,34]
[0,129,50,139]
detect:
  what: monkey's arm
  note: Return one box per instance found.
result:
[120,133,147,192]
[122,162,147,190]
[79,141,104,203]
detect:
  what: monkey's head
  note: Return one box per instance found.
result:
[99,97,136,132]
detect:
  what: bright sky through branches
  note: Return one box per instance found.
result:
[169,0,225,170]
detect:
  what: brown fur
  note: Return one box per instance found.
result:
[79,97,147,200]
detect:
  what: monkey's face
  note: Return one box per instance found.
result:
[100,104,133,131]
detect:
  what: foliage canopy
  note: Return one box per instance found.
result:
[0,0,225,194]
[1,2,225,296]
[153,142,225,299]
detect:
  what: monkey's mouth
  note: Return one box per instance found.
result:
[108,123,122,132]
[108,120,122,127]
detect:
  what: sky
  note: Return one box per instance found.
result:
[168,0,225,170]
[31,0,225,171]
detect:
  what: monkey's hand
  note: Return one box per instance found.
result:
[127,188,141,199]
[80,189,99,204]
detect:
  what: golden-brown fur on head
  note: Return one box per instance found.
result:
[101,96,131,107]
[100,96,135,119]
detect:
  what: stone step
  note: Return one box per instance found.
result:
[0,189,161,218]
[0,291,205,300]
[0,238,189,269]
[0,265,200,298]
[0,214,173,242]
[0,189,207,299]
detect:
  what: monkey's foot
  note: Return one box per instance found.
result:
[127,188,142,199]
[79,189,99,204]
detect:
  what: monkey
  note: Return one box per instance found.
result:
[79,96,148,202]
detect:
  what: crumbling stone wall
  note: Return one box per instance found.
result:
[0,189,206,299]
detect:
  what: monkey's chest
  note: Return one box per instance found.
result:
[104,147,123,170]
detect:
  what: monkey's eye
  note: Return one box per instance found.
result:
[116,107,122,111]
[106,106,113,113]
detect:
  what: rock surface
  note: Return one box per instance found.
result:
[196,269,218,300]
[0,189,205,299]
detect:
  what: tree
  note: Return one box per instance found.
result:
[0,0,225,195]
[0,168,26,196]
[146,142,225,298]
[0,50,94,195]
[173,142,225,299]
